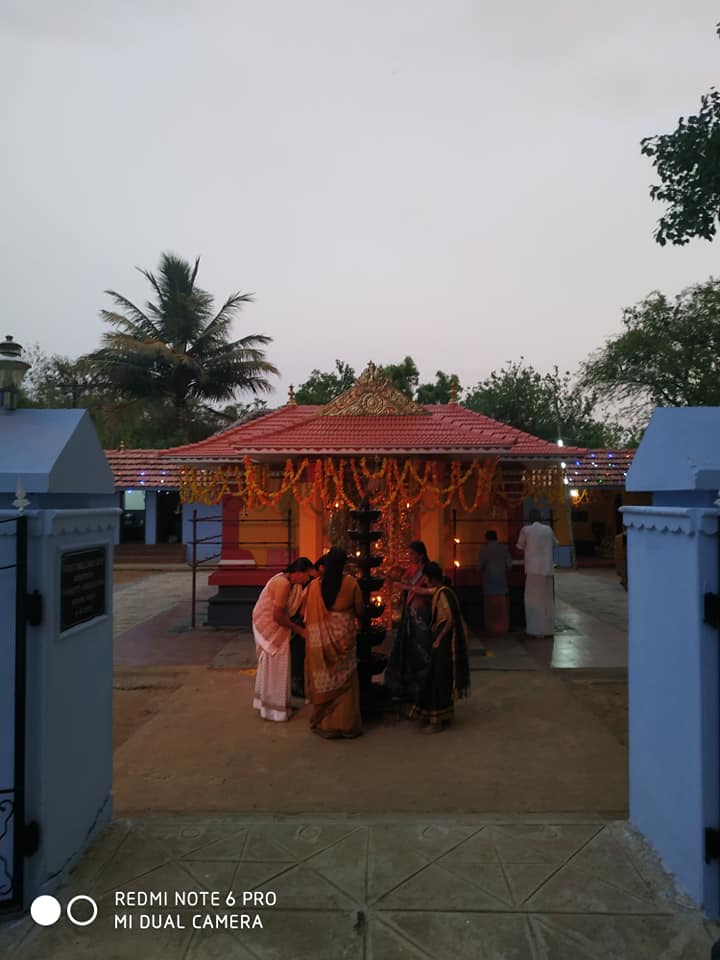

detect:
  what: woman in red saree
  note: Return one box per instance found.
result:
[303,547,364,739]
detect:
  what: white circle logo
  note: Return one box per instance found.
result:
[30,895,62,926]
[66,895,98,926]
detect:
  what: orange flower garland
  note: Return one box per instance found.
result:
[176,456,564,513]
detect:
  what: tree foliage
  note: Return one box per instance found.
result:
[464,360,625,448]
[641,24,720,245]
[295,356,461,406]
[416,370,461,404]
[581,279,720,417]
[380,356,419,398]
[294,360,356,404]
[86,252,278,441]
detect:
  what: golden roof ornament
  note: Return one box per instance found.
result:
[322,362,427,417]
[449,380,458,405]
[288,384,297,405]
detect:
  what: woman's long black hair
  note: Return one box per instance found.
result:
[321,546,347,609]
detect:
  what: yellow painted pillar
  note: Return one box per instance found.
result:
[297,496,323,561]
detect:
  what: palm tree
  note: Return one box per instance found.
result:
[87,253,278,441]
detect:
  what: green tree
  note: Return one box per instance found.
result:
[416,370,461,404]
[464,360,625,448]
[295,356,463,406]
[581,279,720,420]
[380,356,419,398]
[641,24,720,245]
[87,252,278,441]
[295,360,356,404]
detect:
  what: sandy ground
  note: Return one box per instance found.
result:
[113,569,166,587]
[112,666,628,816]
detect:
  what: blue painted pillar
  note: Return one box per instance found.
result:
[144,490,157,545]
[622,504,720,915]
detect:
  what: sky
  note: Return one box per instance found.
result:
[1,0,719,405]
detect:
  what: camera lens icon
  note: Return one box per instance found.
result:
[66,895,98,926]
[30,895,61,926]
[29,894,99,927]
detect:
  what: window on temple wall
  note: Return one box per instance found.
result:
[121,489,145,543]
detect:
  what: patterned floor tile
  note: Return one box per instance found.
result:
[377,862,513,911]
[11,912,192,960]
[530,913,713,960]
[303,829,369,902]
[256,864,358,909]
[484,822,603,863]
[255,823,362,862]
[379,912,537,960]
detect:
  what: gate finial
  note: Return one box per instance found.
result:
[13,478,29,512]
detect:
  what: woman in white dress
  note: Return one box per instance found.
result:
[252,557,314,721]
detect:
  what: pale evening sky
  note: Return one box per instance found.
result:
[1,0,719,403]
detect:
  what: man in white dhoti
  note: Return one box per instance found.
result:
[516,510,559,638]
[252,558,314,721]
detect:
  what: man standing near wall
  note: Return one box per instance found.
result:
[516,509,558,638]
[478,530,512,636]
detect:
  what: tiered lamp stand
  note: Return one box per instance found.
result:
[348,497,389,719]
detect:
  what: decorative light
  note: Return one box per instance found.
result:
[570,488,579,498]
[453,537,460,544]
[557,439,564,447]
[453,560,460,567]
[563,477,569,485]
[560,461,566,469]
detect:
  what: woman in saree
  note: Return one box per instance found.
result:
[303,546,364,739]
[252,557,314,722]
[383,540,433,701]
[410,562,471,733]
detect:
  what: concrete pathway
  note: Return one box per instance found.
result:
[2,814,718,959]
[113,571,213,638]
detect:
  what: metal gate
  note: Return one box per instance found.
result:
[0,513,27,911]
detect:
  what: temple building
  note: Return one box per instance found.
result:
[160,363,581,625]
[564,449,648,566]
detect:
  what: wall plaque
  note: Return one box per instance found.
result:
[60,547,106,632]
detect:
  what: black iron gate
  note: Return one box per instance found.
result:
[0,513,27,911]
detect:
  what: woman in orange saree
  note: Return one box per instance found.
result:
[303,547,364,739]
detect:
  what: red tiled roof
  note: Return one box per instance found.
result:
[160,404,583,461]
[104,448,180,489]
[564,449,635,488]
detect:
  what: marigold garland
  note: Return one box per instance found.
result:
[176,456,565,512]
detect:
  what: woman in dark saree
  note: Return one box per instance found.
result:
[409,562,471,732]
[384,540,433,701]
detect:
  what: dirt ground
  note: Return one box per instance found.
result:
[564,677,628,748]
[112,666,629,816]
[113,569,165,587]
